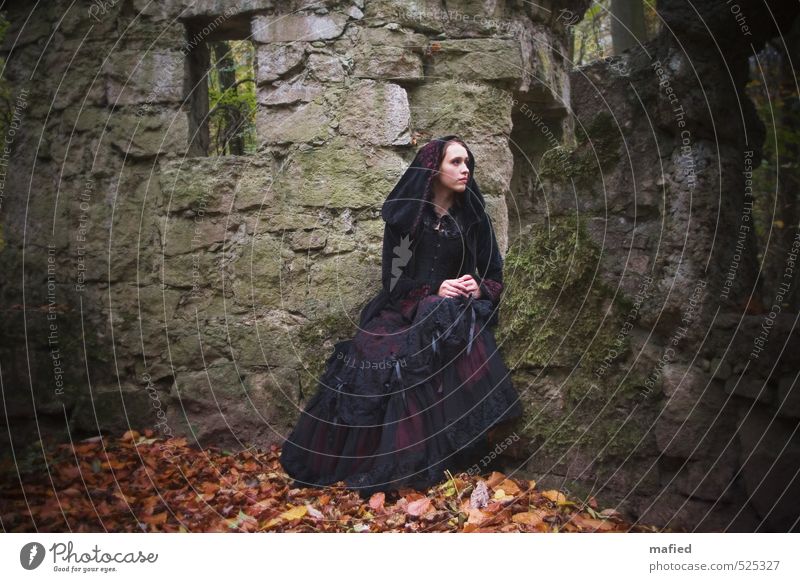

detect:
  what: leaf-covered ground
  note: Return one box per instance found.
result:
[0,430,666,533]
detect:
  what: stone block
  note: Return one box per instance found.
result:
[255,42,307,84]
[104,50,185,106]
[338,80,411,145]
[427,38,523,82]
[408,80,513,139]
[272,137,405,208]
[252,13,348,43]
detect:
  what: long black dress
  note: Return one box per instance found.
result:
[279,199,523,498]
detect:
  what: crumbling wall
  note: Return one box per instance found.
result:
[0,0,577,474]
[2,0,798,532]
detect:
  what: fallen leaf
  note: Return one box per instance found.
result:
[305,504,323,519]
[482,501,505,514]
[486,471,506,488]
[141,512,167,525]
[280,505,308,521]
[512,511,544,526]
[466,508,492,526]
[599,508,624,520]
[369,492,385,513]
[571,514,614,531]
[0,430,660,533]
[542,489,567,504]
[406,497,433,517]
[492,488,516,502]
[497,479,521,495]
[470,480,490,509]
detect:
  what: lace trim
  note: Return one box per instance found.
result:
[480,278,503,302]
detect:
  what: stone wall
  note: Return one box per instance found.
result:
[1,0,798,532]
[0,1,578,473]
[500,0,800,531]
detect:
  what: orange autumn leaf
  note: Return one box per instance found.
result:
[497,479,521,495]
[61,486,83,497]
[247,500,275,519]
[542,489,567,504]
[279,505,308,521]
[406,497,434,517]
[121,430,140,442]
[369,492,385,513]
[201,482,220,494]
[512,511,544,526]
[141,511,168,525]
[466,507,496,527]
[482,501,505,514]
[492,488,516,502]
[486,471,506,488]
[0,429,661,533]
[571,514,614,532]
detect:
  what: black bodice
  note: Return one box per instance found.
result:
[411,203,469,288]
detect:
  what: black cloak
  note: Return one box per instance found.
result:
[358,135,506,327]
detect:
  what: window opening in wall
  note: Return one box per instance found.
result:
[566,0,660,67]
[184,15,256,157]
[207,40,256,156]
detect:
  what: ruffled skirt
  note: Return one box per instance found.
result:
[279,291,523,497]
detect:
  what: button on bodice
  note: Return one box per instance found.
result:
[412,204,468,283]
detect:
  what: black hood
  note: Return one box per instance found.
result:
[380,135,487,235]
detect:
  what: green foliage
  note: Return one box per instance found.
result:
[572,0,612,65]
[208,40,257,156]
[571,0,659,67]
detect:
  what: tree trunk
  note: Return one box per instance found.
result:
[185,26,210,157]
[610,0,646,55]
[211,41,245,156]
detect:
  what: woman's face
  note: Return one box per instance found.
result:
[436,142,470,194]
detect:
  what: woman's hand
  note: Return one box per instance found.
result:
[437,275,482,298]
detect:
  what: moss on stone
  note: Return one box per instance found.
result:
[295,308,358,389]
[515,368,655,464]
[539,111,622,184]
[498,214,629,370]
[497,213,659,464]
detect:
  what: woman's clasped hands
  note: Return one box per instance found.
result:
[437,275,482,299]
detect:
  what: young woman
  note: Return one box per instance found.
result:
[279,135,523,498]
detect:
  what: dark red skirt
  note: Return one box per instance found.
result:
[279,290,523,497]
